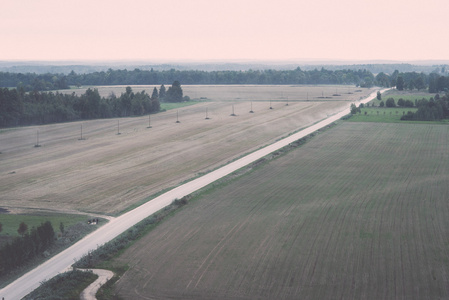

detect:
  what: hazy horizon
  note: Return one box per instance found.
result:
[1,0,448,62]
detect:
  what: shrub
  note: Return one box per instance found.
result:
[386,98,396,107]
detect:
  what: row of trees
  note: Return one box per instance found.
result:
[401,94,449,121]
[377,98,414,108]
[0,221,55,274]
[0,85,161,127]
[376,71,449,93]
[0,68,376,91]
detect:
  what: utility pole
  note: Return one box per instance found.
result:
[34,130,41,147]
[230,105,236,116]
[79,124,85,140]
[147,115,152,128]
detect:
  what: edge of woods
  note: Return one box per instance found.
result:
[23,115,342,300]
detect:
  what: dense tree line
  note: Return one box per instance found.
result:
[376,71,449,92]
[401,94,449,121]
[0,68,376,91]
[0,86,160,127]
[2,67,449,94]
[0,71,69,91]
[0,221,55,274]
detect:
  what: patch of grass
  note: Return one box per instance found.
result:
[23,269,98,300]
[347,107,418,123]
[370,90,435,107]
[0,213,89,237]
[347,107,449,124]
[159,101,199,111]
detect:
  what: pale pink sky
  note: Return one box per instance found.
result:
[1,0,448,62]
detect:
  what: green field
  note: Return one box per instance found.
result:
[347,107,419,123]
[159,101,200,111]
[0,213,88,237]
[112,122,449,299]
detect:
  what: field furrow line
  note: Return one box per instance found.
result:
[187,191,275,290]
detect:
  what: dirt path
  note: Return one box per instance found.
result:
[79,269,114,300]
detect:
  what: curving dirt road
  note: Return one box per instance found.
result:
[79,269,114,300]
[0,89,388,300]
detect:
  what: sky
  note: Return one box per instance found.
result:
[1,0,448,62]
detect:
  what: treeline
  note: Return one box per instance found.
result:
[0,71,69,91]
[0,86,161,127]
[0,221,55,274]
[400,94,449,121]
[0,68,376,91]
[376,71,449,92]
[2,67,449,96]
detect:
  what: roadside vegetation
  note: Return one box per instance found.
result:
[22,269,98,300]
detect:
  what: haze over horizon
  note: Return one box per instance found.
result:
[1,0,448,62]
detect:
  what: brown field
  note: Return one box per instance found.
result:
[113,122,449,299]
[0,85,374,215]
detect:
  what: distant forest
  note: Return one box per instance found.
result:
[1,68,375,91]
[1,67,449,94]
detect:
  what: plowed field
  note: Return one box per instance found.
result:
[0,85,373,215]
[114,122,449,299]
